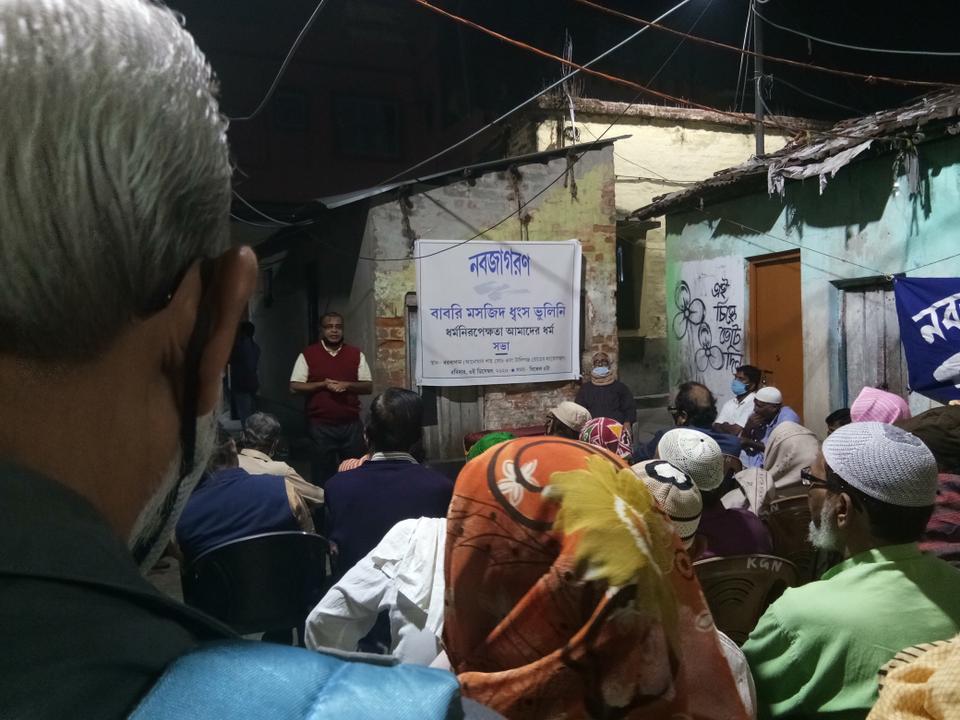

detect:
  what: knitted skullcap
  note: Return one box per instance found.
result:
[850,386,911,424]
[657,428,724,491]
[822,421,937,507]
[631,460,702,549]
[550,401,591,433]
[755,386,782,404]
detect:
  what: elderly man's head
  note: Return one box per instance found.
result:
[0,0,256,571]
[806,423,937,554]
[670,382,718,429]
[752,386,784,424]
[241,413,284,456]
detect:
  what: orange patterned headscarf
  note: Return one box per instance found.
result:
[444,437,748,720]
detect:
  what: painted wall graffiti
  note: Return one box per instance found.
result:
[672,258,746,407]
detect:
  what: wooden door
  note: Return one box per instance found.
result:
[840,283,910,405]
[748,251,804,420]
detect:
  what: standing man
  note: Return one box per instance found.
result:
[715,364,761,435]
[228,320,260,422]
[290,312,372,485]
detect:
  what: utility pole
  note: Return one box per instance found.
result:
[753,0,765,156]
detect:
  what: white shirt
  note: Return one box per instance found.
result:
[289,346,372,383]
[305,517,446,665]
[716,391,756,427]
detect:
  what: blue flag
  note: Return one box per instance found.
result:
[894,276,960,403]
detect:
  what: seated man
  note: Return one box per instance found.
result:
[657,428,773,558]
[634,382,740,463]
[714,364,761,435]
[325,388,454,578]
[543,400,591,440]
[742,422,960,719]
[305,517,447,665]
[574,351,637,426]
[238,412,324,531]
[176,432,311,563]
[740,386,800,468]
[897,406,960,565]
[825,407,851,435]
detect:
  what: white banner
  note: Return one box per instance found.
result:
[415,240,582,386]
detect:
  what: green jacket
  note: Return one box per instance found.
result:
[742,543,960,720]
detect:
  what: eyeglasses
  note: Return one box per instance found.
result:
[800,467,829,490]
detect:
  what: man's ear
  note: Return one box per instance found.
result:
[196,246,258,417]
[834,492,855,529]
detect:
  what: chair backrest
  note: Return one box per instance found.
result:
[181,531,329,636]
[694,554,799,645]
[763,494,817,581]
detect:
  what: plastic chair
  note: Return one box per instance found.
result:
[694,554,799,645]
[181,531,330,642]
[762,494,817,581]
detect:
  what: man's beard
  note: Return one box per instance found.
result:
[808,502,844,553]
[128,412,217,573]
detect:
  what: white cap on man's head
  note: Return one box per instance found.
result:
[550,401,591,433]
[755,386,783,404]
[822,421,938,507]
[656,428,724,491]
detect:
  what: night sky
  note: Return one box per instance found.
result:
[168,0,960,202]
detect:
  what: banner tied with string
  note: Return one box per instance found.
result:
[894,276,960,403]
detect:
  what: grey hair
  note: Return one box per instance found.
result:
[241,412,282,453]
[0,0,232,359]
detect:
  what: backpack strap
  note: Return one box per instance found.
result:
[131,640,463,719]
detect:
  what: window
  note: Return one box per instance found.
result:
[333,95,402,160]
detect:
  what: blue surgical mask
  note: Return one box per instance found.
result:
[592,366,611,378]
[731,379,748,395]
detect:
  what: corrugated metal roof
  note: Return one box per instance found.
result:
[630,90,960,220]
[316,135,630,210]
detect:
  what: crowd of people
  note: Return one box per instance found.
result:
[4,2,960,719]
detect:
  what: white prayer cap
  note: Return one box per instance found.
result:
[550,401,591,433]
[657,428,724,492]
[822,421,938,507]
[755,386,783,404]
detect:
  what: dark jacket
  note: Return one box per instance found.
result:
[325,459,454,577]
[575,381,637,425]
[0,463,232,719]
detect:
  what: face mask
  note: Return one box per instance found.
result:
[592,366,611,378]
[128,412,217,573]
[731,379,748,395]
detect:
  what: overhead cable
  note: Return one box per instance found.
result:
[573,0,960,89]
[410,0,873,140]
[228,0,332,122]
[377,0,696,186]
[754,6,960,57]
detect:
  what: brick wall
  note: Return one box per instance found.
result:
[366,144,618,444]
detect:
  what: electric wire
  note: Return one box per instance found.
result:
[574,0,960,89]
[230,0,699,239]
[228,0,332,122]
[376,0,696,186]
[412,0,802,134]
[753,6,960,58]
[770,76,864,115]
[733,1,753,113]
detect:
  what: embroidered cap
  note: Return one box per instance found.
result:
[822,421,937,507]
[631,460,702,549]
[657,428,724,491]
[755,386,783,404]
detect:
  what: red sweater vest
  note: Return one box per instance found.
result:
[302,342,362,426]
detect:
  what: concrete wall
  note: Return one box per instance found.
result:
[522,108,794,417]
[366,144,618,437]
[664,135,960,435]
